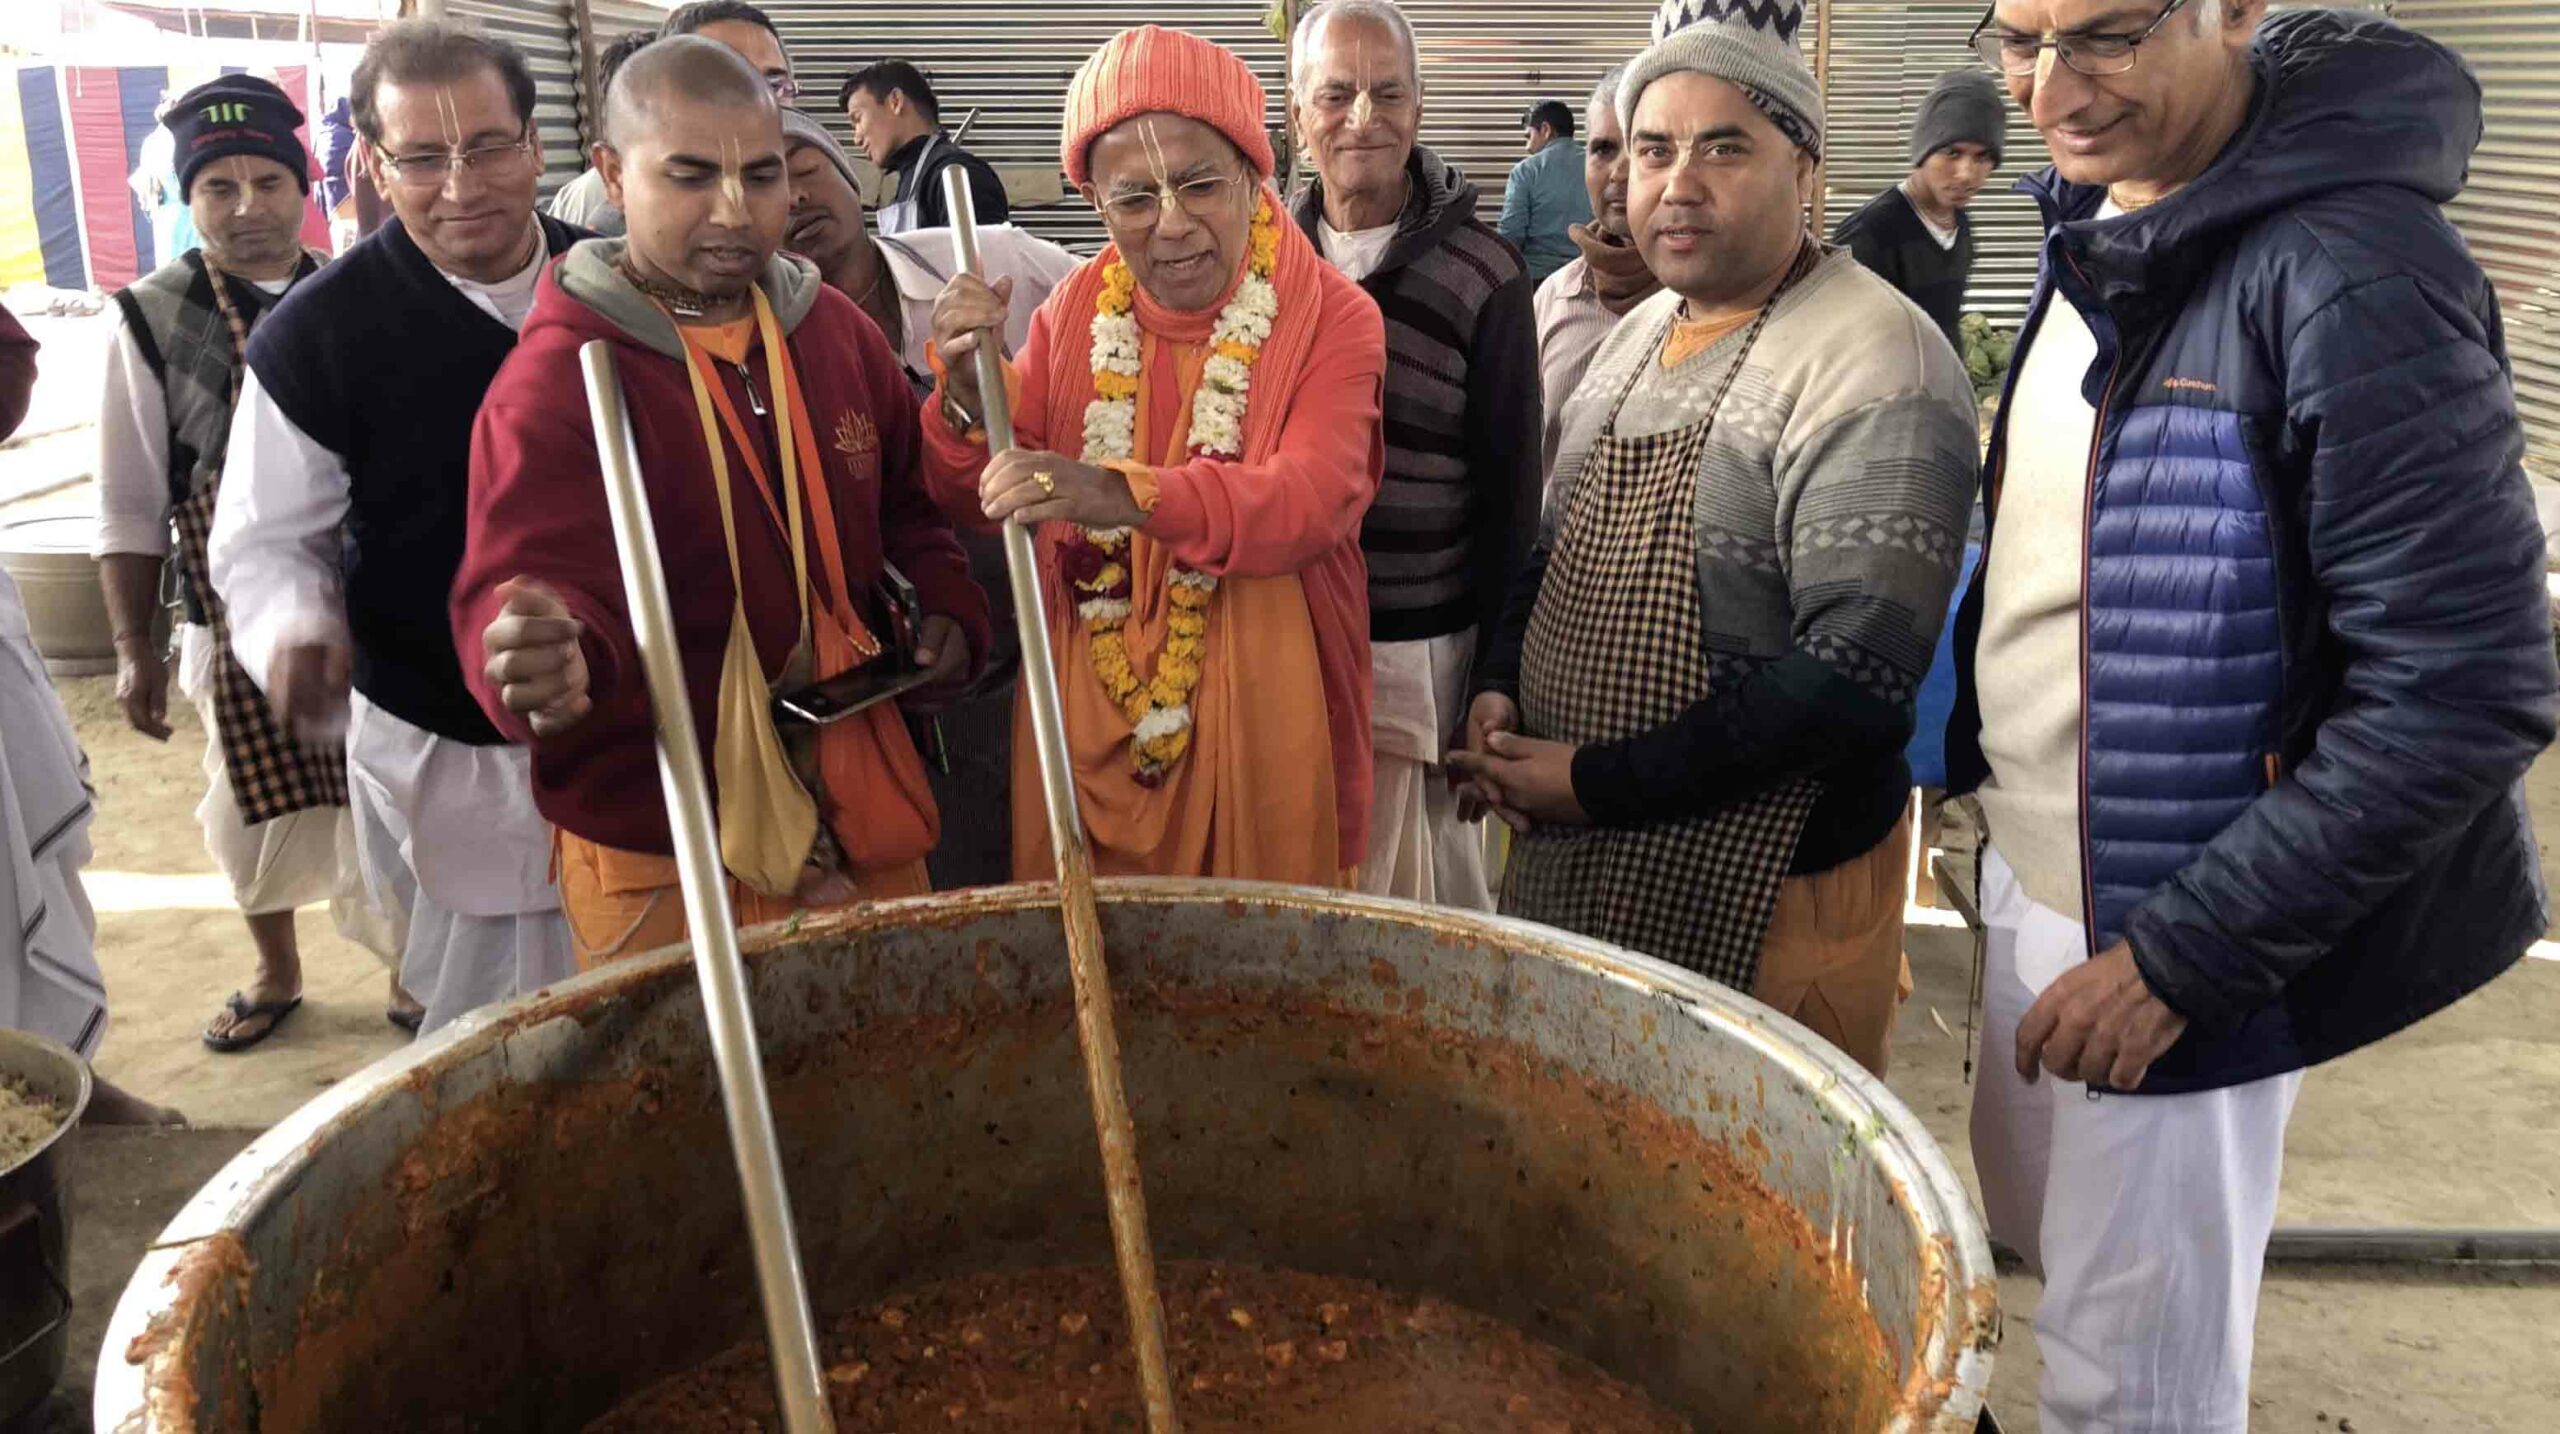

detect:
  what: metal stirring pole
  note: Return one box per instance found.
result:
[943,168,1183,1434]
[580,343,835,1434]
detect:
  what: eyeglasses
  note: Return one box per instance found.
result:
[379,134,535,189]
[1971,0,2192,78]
[1096,172,1248,229]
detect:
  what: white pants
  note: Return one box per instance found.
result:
[1357,632,1492,910]
[346,694,574,1035]
[1972,844,2302,1434]
[177,626,396,960]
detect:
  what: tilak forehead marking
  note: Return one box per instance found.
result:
[224,157,258,216]
[720,134,748,210]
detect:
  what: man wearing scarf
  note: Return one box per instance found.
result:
[1534,64,1659,525]
[1453,0,1978,1077]
[923,24,1386,886]
[454,38,985,964]
[96,76,402,1053]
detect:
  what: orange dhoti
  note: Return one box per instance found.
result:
[556,831,930,970]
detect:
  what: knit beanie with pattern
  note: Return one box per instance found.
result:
[1621,0,1825,160]
[1910,69,2007,167]
[1061,25,1276,187]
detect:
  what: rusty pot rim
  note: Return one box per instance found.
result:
[96,879,1997,1431]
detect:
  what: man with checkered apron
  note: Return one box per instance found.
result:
[1453,0,1979,1078]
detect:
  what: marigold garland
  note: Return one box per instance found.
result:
[1061,195,1280,785]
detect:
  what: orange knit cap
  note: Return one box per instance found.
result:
[1060,25,1277,187]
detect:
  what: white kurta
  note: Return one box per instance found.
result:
[93,283,391,954]
[207,234,572,1033]
[877,224,1080,377]
[0,571,107,1057]
[1356,630,1492,909]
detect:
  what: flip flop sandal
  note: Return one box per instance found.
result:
[387,1006,424,1034]
[202,991,303,1053]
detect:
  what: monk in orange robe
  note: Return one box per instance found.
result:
[921,25,1386,886]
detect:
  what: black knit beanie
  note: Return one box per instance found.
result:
[169,76,311,199]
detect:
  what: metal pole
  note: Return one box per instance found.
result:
[943,167,1183,1434]
[578,343,836,1434]
[1810,0,1833,237]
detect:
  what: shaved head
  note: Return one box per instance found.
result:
[597,32,790,309]
[604,34,776,149]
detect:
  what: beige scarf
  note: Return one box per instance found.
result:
[1568,223,1662,316]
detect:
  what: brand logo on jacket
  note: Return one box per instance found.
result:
[834,412,879,461]
[2162,377,2218,394]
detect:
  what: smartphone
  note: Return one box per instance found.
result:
[774,665,937,726]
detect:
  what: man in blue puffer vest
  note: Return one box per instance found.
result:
[1948,1,2557,1427]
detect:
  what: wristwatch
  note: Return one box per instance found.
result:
[939,388,982,438]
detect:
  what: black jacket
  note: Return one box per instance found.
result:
[1947,9,2557,1093]
[882,131,1008,230]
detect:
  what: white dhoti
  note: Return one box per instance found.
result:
[0,574,107,1056]
[1972,843,2302,1434]
[1357,631,1492,911]
[346,693,573,1035]
[175,625,397,960]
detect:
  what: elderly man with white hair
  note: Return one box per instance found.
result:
[1287,0,1540,910]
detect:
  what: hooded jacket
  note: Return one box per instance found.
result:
[1948,9,2558,1093]
[452,241,988,857]
[1292,145,1542,649]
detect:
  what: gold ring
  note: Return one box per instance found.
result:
[1032,469,1057,497]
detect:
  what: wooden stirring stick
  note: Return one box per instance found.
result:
[943,168,1183,1434]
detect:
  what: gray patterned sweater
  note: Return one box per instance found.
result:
[1478,249,1979,873]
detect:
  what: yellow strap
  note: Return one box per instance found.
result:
[668,286,810,656]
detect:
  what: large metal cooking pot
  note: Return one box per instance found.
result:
[2,1028,90,1430]
[97,883,1998,1431]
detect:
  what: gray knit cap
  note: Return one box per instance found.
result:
[1620,0,1824,159]
[1910,69,2006,167]
[780,107,862,195]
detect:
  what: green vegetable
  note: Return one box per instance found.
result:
[1959,313,2016,400]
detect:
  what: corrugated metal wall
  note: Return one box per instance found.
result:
[763,1,1282,252]
[441,0,590,196]
[1821,4,2045,324]
[428,1,2555,470]
[2392,0,2560,476]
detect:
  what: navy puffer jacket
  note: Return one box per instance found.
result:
[1947,9,2558,1095]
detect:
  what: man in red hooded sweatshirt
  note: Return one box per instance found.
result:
[452,36,986,966]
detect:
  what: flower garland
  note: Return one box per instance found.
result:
[1059,196,1281,785]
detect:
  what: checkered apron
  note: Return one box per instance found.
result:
[177,261,348,826]
[1502,282,1820,991]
